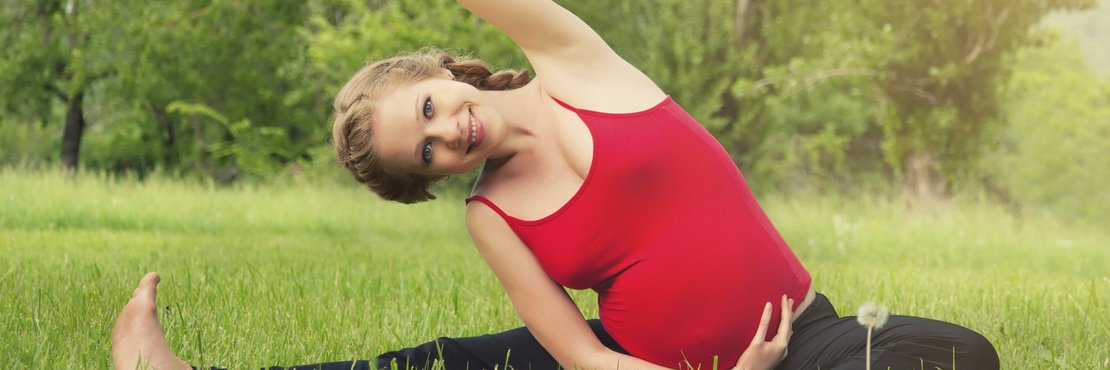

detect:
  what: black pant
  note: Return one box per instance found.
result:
[195,293,998,370]
[776,293,999,370]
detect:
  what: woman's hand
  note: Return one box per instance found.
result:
[733,295,795,370]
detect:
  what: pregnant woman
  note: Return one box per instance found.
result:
[111,1,999,369]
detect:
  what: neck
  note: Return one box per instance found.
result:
[481,80,549,165]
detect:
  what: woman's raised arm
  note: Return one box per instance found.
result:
[455,0,610,59]
[457,0,664,113]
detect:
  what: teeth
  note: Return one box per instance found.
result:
[468,112,477,146]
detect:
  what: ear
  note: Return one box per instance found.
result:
[439,68,455,80]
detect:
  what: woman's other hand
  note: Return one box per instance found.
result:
[733,295,794,370]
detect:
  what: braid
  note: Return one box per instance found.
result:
[442,55,531,91]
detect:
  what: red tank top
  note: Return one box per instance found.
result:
[466,96,811,369]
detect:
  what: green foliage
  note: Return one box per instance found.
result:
[862,0,1093,197]
[303,0,525,96]
[0,1,109,118]
[93,0,318,179]
[0,0,129,169]
[166,101,295,180]
[0,118,57,165]
[986,35,1110,222]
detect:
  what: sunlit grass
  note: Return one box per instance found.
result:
[1,168,1107,369]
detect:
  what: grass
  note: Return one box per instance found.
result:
[1,168,1107,369]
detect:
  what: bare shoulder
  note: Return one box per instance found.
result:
[465,195,511,238]
[530,53,667,114]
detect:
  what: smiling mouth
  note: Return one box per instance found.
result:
[466,108,478,154]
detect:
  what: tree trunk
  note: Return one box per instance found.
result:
[901,150,946,204]
[734,0,753,48]
[152,106,177,168]
[60,91,85,171]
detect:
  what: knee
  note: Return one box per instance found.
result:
[957,328,1000,370]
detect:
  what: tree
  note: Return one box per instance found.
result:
[0,0,119,170]
[860,0,1093,199]
[92,0,316,180]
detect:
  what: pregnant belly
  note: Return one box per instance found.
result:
[596,255,811,369]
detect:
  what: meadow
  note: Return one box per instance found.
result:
[1,169,1107,369]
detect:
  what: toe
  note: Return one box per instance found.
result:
[134,272,161,302]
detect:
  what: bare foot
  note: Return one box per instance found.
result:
[111,272,191,370]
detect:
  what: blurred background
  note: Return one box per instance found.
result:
[1,0,1107,225]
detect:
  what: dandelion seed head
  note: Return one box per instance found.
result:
[856,301,890,329]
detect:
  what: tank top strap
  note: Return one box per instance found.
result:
[465,195,516,223]
[549,95,582,113]
[549,95,675,117]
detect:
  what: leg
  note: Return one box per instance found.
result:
[113,273,623,370]
[778,293,999,370]
[199,328,561,370]
[112,272,191,370]
[846,316,999,370]
[250,320,621,370]
[812,315,999,370]
[373,320,623,370]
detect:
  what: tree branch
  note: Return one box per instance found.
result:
[892,83,938,105]
[965,7,1009,65]
[46,84,69,102]
[749,68,881,97]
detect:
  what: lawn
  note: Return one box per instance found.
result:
[1,169,1107,369]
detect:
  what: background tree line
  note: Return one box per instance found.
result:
[1,0,1107,222]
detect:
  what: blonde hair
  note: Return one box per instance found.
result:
[331,49,530,203]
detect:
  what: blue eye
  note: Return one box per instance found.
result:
[423,98,433,119]
[422,140,433,164]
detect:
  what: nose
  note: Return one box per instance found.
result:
[426,116,464,150]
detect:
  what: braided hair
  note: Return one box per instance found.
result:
[331,49,530,204]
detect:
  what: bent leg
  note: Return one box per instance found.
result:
[815,315,999,370]
[779,293,999,370]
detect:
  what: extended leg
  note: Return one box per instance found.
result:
[255,320,621,370]
[113,272,622,370]
[372,319,622,370]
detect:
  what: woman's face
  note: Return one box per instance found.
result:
[372,74,499,177]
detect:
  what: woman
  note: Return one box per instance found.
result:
[111,1,1000,369]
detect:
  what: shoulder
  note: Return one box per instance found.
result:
[465,193,510,236]
[531,64,667,114]
[465,196,532,261]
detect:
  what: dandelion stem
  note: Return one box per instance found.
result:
[865,326,873,370]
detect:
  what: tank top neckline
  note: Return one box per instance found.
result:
[466,95,673,225]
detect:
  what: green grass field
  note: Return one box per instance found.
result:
[1,169,1107,369]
